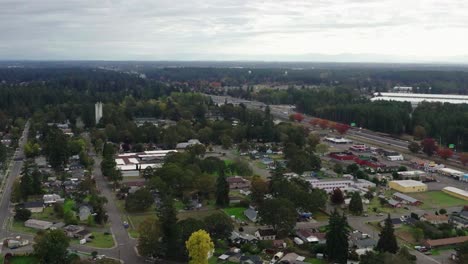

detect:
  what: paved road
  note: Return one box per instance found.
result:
[87,148,144,263]
[0,121,30,240]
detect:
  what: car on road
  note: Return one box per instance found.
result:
[123,221,129,229]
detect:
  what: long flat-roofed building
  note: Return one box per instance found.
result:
[443,187,468,201]
[371,92,468,106]
[389,180,427,193]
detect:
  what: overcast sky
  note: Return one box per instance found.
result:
[2,0,468,62]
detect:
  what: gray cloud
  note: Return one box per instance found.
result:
[1,0,468,61]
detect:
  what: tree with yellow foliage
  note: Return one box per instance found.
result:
[185,230,214,264]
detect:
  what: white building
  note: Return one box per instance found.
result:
[372,93,468,106]
[309,179,375,193]
[438,168,465,180]
[95,102,103,124]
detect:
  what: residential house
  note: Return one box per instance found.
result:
[63,225,85,238]
[280,253,307,263]
[272,240,286,249]
[244,207,258,222]
[421,214,449,225]
[79,205,93,221]
[23,201,44,213]
[423,236,468,248]
[392,192,423,206]
[387,199,402,208]
[296,229,326,244]
[227,176,251,190]
[450,208,468,228]
[255,229,276,240]
[240,255,263,264]
[43,194,64,205]
[24,219,53,230]
[75,229,93,240]
[380,218,403,228]
[350,231,377,250]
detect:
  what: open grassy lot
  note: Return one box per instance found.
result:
[31,207,62,222]
[411,191,466,209]
[366,197,406,214]
[313,211,329,222]
[178,208,220,221]
[71,232,115,248]
[223,207,247,221]
[395,225,417,244]
[8,256,39,264]
[11,220,38,235]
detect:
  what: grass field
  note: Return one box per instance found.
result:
[178,208,219,221]
[313,211,329,222]
[395,225,417,244]
[8,256,39,264]
[411,191,466,209]
[223,207,248,221]
[31,207,62,222]
[11,220,38,235]
[71,232,115,248]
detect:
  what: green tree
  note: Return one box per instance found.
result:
[159,195,179,258]
[215,173,229,207]
[33,230,70,264]
[204,212,234,240]
[408,142,421,153]
[0,143,6,164]
[137,217,162,257]
[258,198,296,235]
[125,188,154,212]
[14,208,31,221]
[307,133,321,150]
[250,176,269,204]
[220,135,233,150]
[186,230,214,264]
[349,192,363,215]
[458,241,468,264]
[326,210,349,264]
[44,128,69,170]
[315,143,329,156]
[377,215,399,253]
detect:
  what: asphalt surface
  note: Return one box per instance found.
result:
[0,121,30,240]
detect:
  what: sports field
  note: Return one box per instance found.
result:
[411,191,466,209]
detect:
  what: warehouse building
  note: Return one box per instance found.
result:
[438,168,465,180]
[388,180,427,193]
[442,187,468,201]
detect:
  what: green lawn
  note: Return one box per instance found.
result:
[71,232,115,248]
[31,207,61,222]
[178,208,220,221]
[11,220,38,235]
[8,256,39,264]
[223,207,247,221]
[313,211,329,222]
[304,258,326,264]
[411,191,467,209]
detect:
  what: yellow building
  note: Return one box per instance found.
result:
[389,180,427,193]
[442,187,468,201]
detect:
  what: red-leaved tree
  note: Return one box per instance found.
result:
[335,123,351,135]
[318,119,329,129]
[437,148,454,160]
[459,153,468,166]
[421,138,438,157]
[293,113,304,123]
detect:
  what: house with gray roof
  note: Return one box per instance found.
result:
[244,207,258,222]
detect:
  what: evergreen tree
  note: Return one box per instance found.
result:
[215,172,229,207]
[377,215,399,253]
[326,209,349,264]
[349,192,363,215]
[159,195,179,259]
